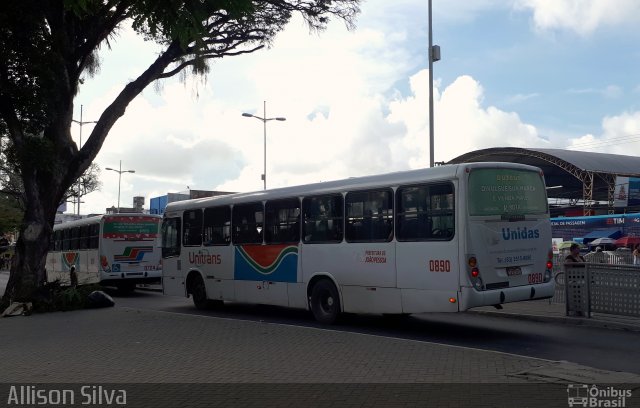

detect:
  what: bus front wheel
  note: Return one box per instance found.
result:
[189,275,223,310]
[310,279,341,324]
[190,275,209,310]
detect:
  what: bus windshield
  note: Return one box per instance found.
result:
[467,168,548,216]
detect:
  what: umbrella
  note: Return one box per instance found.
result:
[614,236,640,247]
[588,237,617,247]
[557,241,585,250]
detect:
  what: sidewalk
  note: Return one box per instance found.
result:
[2,274,640,407]
[471,299,640,332]
[1,303,640,408]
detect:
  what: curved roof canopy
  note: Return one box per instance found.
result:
[448,147,640,203]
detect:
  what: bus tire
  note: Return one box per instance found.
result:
[117,281,136,294]
[310,279,341,324]
[189,275,223,310]
[190,275,208,309]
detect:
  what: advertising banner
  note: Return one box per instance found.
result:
[614,176,629,208]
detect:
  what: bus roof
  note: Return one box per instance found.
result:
[52,213,162,230]
[165,162,542,214]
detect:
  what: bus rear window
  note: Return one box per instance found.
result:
[468,168,548,216]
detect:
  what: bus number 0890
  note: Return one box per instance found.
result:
[429,260,451,272]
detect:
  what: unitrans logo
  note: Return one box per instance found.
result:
[502,227,540,240]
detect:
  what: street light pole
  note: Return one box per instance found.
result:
[242,101,286,190]
[428,0,441,168]
[105,160,136,213]
[72,104,98,148]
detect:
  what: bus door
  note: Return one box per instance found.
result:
[161,215,184,296]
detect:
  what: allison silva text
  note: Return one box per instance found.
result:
[6,385,126,406]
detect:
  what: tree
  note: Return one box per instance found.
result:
[1,137,102,214]
[0,0,360,305]
[65,163,102,214]
[0,193,21,238]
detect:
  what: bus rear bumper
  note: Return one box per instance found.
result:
[459,281,555,311]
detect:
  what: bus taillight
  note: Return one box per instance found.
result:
[467,255,483,290]
[544,249,553,282]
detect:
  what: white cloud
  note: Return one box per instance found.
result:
[514,0,640,35]
[82,63,553,214]
[505,93,540,104]
[72,0,630,215]
[566,111,640,155]
[567,85,623,99]
[603,85,623,99]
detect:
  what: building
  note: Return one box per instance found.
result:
[150,190,235,215]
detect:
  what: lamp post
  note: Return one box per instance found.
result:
[105,160,135,213]
[72,104,98,148]
[428,0,441,168]
[242,101,286,190]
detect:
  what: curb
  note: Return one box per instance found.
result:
[469,309,640,333]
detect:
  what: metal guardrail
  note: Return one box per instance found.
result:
[557,262,640,318]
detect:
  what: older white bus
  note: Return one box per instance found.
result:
[46,213,163,292]
[161,163,554,323]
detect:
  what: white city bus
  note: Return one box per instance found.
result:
[161,163,554,323]
[46,213,163,292]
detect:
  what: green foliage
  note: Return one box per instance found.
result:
[0,194,22,235]
[32,281,104,313]
[130,0,254,47]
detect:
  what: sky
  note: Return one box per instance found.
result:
[71,0,640,215]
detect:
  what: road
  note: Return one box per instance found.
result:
[111,289,640,375]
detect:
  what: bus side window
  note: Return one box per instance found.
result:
[53,230,62,251]
[89,223,99,249]
[183,209,203,247]
[396,183,454,241]
[345,189,392,243]
[232,203,263,245]
[62,228,71,251]
[80,225,90,250]
[302,194,343,244]
[203,206,231,246]
[265,198,300,244]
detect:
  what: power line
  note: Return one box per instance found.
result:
[564,132,640,150]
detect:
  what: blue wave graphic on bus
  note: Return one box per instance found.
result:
[234,246,298,283]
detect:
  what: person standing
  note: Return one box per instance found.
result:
[633,244,640,266]
[565,243,585,264]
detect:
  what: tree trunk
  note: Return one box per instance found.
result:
[2,177,58,305]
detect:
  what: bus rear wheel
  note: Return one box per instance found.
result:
[310,279,341,324]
